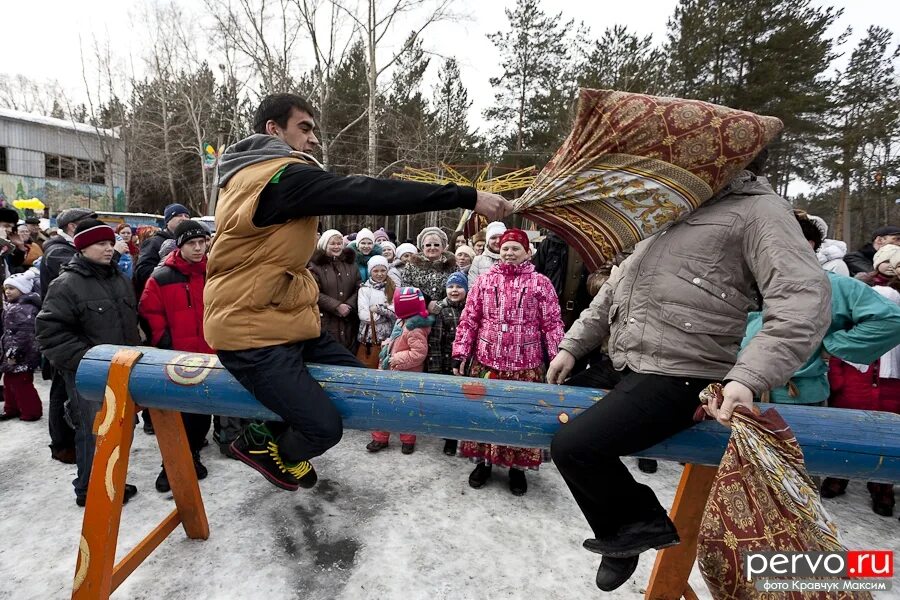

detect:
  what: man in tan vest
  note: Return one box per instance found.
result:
[205,93,510,491]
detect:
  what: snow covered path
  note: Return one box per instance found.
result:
[1,378,897,599]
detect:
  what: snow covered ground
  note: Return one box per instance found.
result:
[1,378,898,599]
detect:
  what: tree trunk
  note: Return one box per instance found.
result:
[366,0,378,177]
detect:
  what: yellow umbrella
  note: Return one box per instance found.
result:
[13,198,45,211]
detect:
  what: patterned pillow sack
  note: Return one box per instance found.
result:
[696,385,871,600]
[512,88,783,270]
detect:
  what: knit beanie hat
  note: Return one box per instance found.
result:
[3,274,32,294]
[486,221,507,241]
[416,226,448,249]
[367,255,390,273]
[455,245,475,259]
[393,287,428,319]
[396,243,418,258]
[174,220,210,247]
[373,227,390,243]
[873,244,900,270]
[499,228,530,250]
[357,228,375,244]
[380,241,397,256]
[73,219,116,251]
[164,203,190,225]
[159,239,178,261]
[445,271,468,293]
[317,229,343,251]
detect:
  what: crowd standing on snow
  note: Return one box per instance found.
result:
[3,93,900,592]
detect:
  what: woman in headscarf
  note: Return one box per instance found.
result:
[308,229,361,351]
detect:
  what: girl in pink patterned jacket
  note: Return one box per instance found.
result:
[452,228,564,495]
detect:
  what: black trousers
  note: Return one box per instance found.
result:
[217,332,362,463]
[550,368,714,538]
[182,412,211,453]
[48,369,76,451]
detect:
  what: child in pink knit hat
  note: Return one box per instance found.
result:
[367,287,433,454]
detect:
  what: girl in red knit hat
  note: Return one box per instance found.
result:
[366,286,433,454]
[452,228,564,495]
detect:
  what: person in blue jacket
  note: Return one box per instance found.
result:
[742,210,900,406]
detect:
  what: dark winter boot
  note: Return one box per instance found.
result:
[123,484,138,504]
[468,463,492,489]
[509,468,527,496]
[229,423,313,491]
[443,439,458,456]
[78,483,138,507]
[156,467,170,493]
[868,482,895,517]
[142,411,154,435]
[638,459,658,474]
[820,477,849,498]
[583,513,680,558]
[192,452,208,480]
[366,440,389,453]
[401,442,416,455]
[50,446,77,464]
[595,555,640,591]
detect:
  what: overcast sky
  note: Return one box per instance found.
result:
[1,0,898,137]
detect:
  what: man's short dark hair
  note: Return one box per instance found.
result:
[794,210,824,252]
[253,93,316,134]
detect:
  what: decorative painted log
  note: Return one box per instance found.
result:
[76,345,900,482]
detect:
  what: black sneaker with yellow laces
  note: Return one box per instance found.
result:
[229,423,317,491]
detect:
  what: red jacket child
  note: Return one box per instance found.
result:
[139,251,213,353]
[137,221,213,493]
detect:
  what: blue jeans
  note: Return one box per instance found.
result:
[63,372,102,499]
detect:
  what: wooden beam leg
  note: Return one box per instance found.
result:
[150,408,209,540]
[72,349,144,600]
[644,463,718,600]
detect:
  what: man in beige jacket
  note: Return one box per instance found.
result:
[546,153,831,591]
[206,93,511,492]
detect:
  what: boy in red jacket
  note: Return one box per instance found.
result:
[139,220,213,492]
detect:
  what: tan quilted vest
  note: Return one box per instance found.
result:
[204,157,320,350]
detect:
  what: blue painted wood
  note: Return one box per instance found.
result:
[76,345,900,482]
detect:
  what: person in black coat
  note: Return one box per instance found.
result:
[532,232,591,330]
[133,203,191,297]
[36,220,141,507]
[39,208,99,464]
[844,225,900,276]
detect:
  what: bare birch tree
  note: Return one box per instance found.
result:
[331,0,455,176]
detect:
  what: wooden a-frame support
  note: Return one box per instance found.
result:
[72,349,209,599]
[71,348,714,599]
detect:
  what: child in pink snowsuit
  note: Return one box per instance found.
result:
[367,287,434,455]
[452,228,564,495]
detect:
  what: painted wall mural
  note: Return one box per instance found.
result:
[0,173,125,214]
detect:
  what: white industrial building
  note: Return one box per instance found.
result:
[0,108,126,216]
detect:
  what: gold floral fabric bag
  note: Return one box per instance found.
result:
[696,391,870,600]
[513,88,783,270]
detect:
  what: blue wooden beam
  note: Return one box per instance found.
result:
[76,345,900,482]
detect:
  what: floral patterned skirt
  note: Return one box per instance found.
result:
[457,360,545,470]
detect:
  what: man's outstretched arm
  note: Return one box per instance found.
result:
[254,164,510,226]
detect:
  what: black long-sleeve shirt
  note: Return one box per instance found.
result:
[254,164,477,227]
